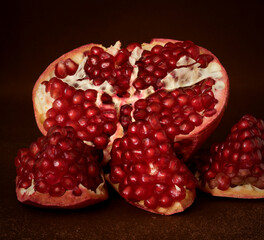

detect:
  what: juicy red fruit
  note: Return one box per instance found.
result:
[34,39,228,169]
[108,120,196,214]
[15,126,108,208]
[196,115,264,198]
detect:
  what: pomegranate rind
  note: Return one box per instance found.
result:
[16,173,108,209]
[105,174,196,215]
[32,43,104,136]
[196,178,264,199]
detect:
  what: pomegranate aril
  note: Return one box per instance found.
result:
[204,109,217,117]
[188,113,203,126]
[35,180,49,193]
[84,89,97,102]
[179,121,195,135]
[62,177,77,190]
[94,135,109,149]
[151,45,163,54]
[168,186,186,201]
[50,78,66,99]
[72,187,82,196]
[88,55,100,66]
[72,91,85,105]
[144,196,157,209]
[158,195,172,208]
[186,45,200,59]
[55,61,67,79]
[53,98,70,111]
[215,173,230,190]
[64,85,75,99]
[101,93,113,104]
[49,184,66,197]
[65,59,78,75]
[197,54,213,68]
[43,118,57,131]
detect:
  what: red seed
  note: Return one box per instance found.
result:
[43,118,57,131]
[53,97,70,111]
[55,114,67,124]
[65,58,78,75]
[177,94,189,106]
[203,109,217,117]
[135,99,148,109]
[90,46,104,55]
[144,196,157,209]
[49,184,66,197]
[72,91,85,105]
[188,113,203,126]
[84,89,97,102]
[67,107,82,120]
[64,85,75,99]
[55,61,67,79]
[179,121,195,135]
[94,134,109,149]
[158,195,173,208]
[151,45,163,54]
[215,173,230,190]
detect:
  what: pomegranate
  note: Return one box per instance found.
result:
[32,39,229,162]
[15,126,108,208]
[195,115,264,199]
[106,120,197,215]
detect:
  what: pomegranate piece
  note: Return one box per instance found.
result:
[15,126,108,208]
[106,120,196,215]
[33,39,229,163]
[195,115,264,199]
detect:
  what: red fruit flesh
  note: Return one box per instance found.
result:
[15,126,108,208]
[106,120,196,215]
[195,115,264,198]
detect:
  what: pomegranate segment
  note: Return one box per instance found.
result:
[15,126,108,208]
[195,115,264,198]
[107,120,196,215]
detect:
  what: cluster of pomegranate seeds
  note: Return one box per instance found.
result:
[197,115,264,190]
[133,40,213,90]
[55,58,79,79]
[133,78,218,137]
[84,46,134,97]
[42,78,118,149]
[15,126,103,197]
[109,120,196,209]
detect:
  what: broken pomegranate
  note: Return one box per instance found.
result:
[32,39,229,162]
[15,126,108,208]
[195,115,264,198]
[106,120,196,215]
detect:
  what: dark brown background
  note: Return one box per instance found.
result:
[1,0,264,239]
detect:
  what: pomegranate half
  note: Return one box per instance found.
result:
[32,39,229,163]
[15,126,108,208]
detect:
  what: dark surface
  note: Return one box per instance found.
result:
[1,0,264,239]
